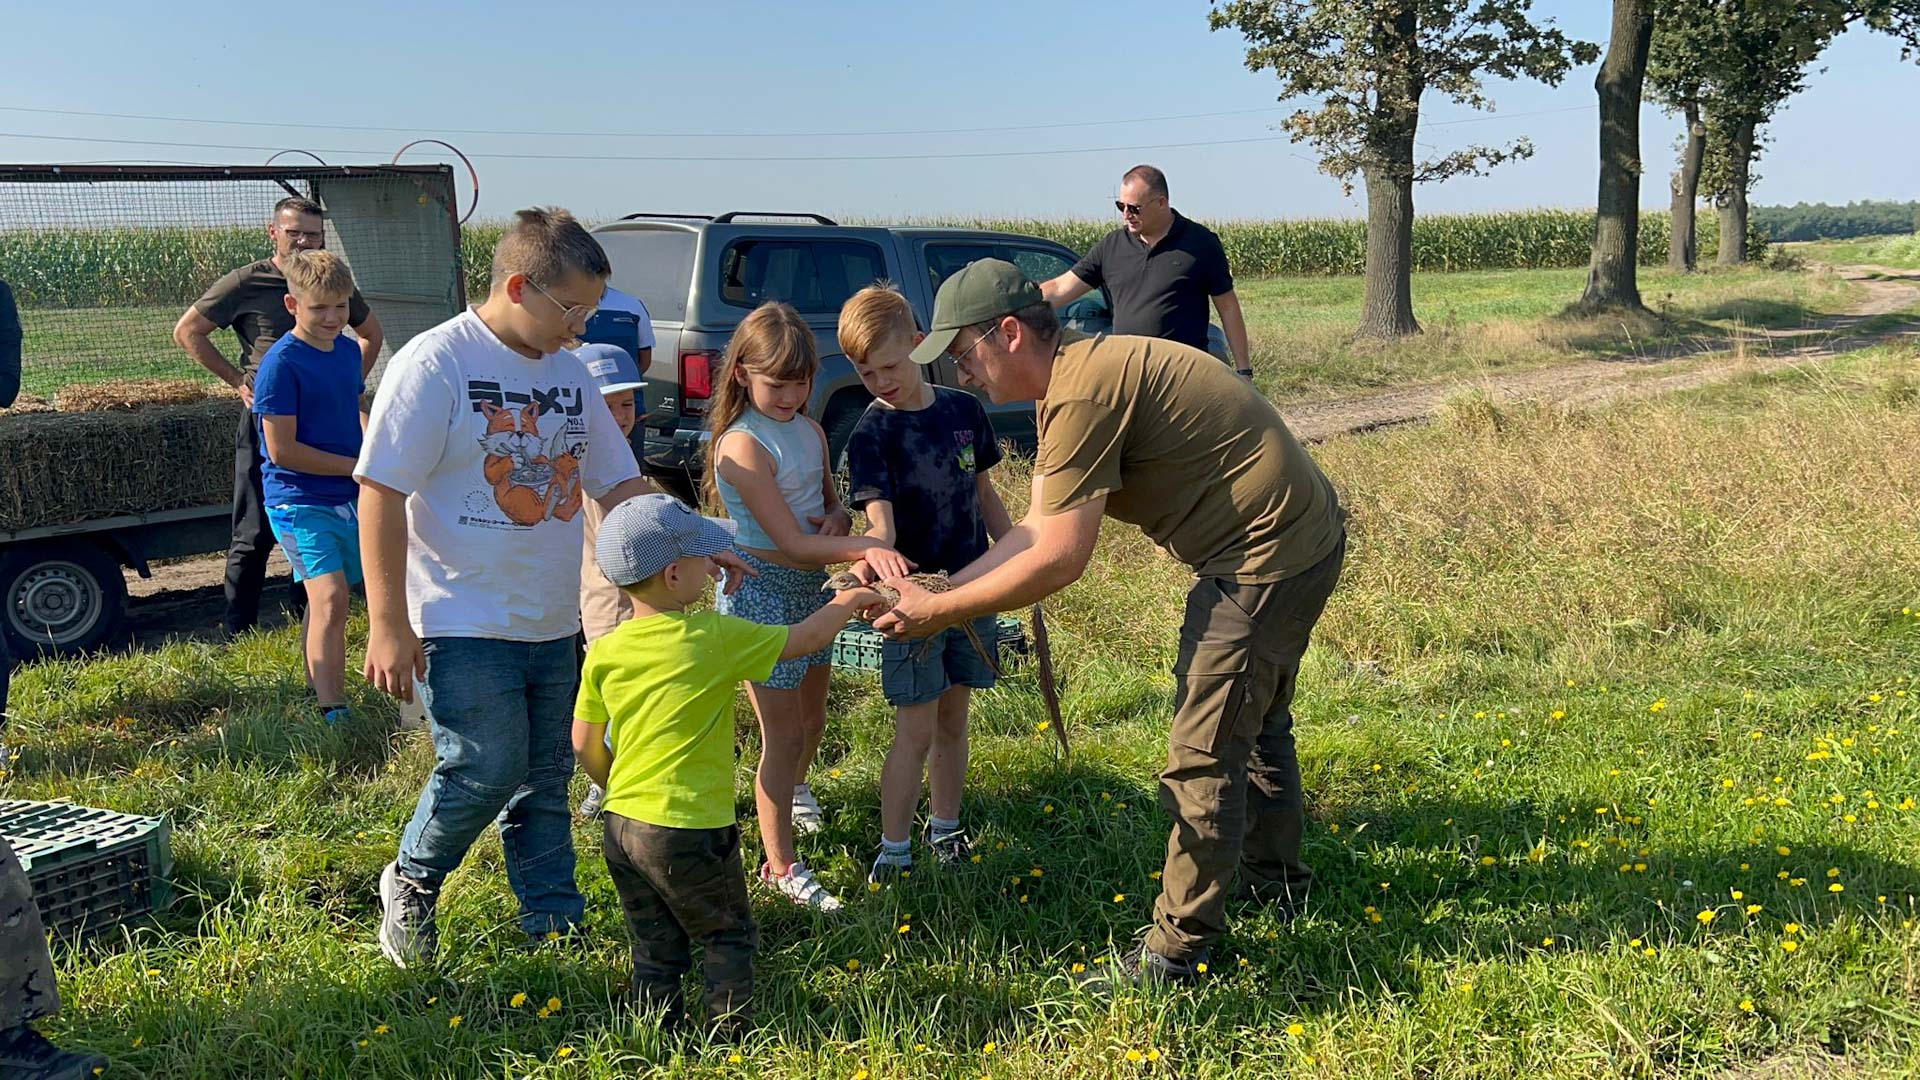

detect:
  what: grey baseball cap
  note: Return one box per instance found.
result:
[595,493,737,586]
[577,343,645,395]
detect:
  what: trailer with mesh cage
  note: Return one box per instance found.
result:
[0,164,465,654]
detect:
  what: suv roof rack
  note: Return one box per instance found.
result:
[617,212,714,222]
[711,211,838,225]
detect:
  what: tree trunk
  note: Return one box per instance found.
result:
[1669,103,1704,272]
[1718,118,1755,266]
[1358,160,1420,338]
[1582,0,1655,310]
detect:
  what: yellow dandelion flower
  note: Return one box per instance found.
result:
[1030,868,1043,877]
[1740,999,1755,1012]
[1777,846,1792,856]
[1697,910,1717,925]
[1071,962,1085,974]
[1149,870,1162,879]
[898,924,911,934]
[1126,1049,1144,1063]
[1043,804,1054,813]
[1827,867,1841,878]
[1552,710,1566,720]
[1784,923,1800,934]
[984,1040,997,1054]
[546,997,562,1013]
[1195,962,1209,973]
[1630,937,1643,947]
[1781,940,1800,952]
[1286,1022,1305,1037]
[1542,936,1555,946]
[510,992,527,1008]
[558,1047,575,1059]
[1147,1049,1161,1062]
[1829,883,1845,894]
[1644,947,1658,957]
[1746,904,1764,915]
[729,1053,743,1064]
[1113,893,1127,903]
[846,958,861,972]
[1481,856,1498,866]
[373,1024,390,1036]
[448,1015,462,1029]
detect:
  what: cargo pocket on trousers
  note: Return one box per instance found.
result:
[1170,643,1252,756]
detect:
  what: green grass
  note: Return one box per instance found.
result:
[1238,264,1863,400]
[14,305,216,398]
[1788,234,1920,272]
[9,335,1920,1076]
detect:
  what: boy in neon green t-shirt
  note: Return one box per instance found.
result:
[572,494,877,1037]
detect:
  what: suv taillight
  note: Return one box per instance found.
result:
[680,349,718,413]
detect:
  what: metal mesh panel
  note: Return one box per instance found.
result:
[0,165,463,400]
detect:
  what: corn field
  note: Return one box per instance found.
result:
[0,209,1766,309]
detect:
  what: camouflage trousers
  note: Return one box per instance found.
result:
[602,813,757,1027]
[0,834,58,1028]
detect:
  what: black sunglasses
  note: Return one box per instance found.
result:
[1115,200,1146,215]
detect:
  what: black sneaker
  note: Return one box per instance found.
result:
[867,849,914,887]
[1072,944,1208,994]
[926,826,975,865]
[377,861,440,969]
[0,1024,109,1080]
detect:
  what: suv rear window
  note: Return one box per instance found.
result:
[595,228,698,322]
[719,238,886,313]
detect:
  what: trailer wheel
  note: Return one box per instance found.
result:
[0,542,127,656]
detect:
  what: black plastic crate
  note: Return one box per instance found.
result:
[1,800,173,938]
[832,615,1027,673]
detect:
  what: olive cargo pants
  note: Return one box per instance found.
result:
[1145,536,1345,963]
[602,813,758,1028]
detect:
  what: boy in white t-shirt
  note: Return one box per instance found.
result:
[356,207,750,968]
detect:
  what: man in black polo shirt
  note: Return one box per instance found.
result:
[1039,164,1253,379]
[172,196,385,635]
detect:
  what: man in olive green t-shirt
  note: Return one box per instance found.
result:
[875,259,1347,988]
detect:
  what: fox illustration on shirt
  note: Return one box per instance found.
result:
[478,400,584,526]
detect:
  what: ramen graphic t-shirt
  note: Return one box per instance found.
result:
[356,310,641,641]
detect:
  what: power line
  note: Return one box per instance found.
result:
[0,129,1297,163]
[0,103,1290,140]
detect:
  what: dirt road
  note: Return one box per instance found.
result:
[116,266,1919,646]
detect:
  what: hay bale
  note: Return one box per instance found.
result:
[0,398,241,532]
[55,378,233,413]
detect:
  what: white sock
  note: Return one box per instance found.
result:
[878,836,912,863]
[928,815,962,838]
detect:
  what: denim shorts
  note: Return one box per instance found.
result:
[265,502,362,585]
[880,615,999,707]
[714,550,829,690]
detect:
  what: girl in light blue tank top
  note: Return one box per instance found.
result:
[702,302,913,912]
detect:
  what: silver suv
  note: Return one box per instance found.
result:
[592,211,1227,498]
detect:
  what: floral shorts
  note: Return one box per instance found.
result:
[715,550,830,689]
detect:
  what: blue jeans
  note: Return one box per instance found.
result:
[397,635,584,935]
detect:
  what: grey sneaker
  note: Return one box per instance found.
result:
[791,783,826,836]
[378,861,440,968]
[578,783,606,820]
[1072,944,1208,994]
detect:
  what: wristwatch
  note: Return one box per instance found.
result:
[1236,367,1255,380]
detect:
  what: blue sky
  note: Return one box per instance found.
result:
[3,1,1915,222]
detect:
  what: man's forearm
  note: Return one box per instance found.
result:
[938,543,1078,625]
[181,331,244,388]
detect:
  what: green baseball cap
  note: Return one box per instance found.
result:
[909,258,1046,365]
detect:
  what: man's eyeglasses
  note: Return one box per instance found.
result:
[527,278,598,326]
[1115,200,1152,216]
[952,325,998,368]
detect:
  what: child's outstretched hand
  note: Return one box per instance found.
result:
[833,586,888,620]
[863,546,915,582]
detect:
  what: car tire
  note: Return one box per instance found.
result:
[0,541,128,657]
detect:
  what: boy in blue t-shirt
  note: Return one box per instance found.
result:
[838,285,1013,886]
[252,249,367,725]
